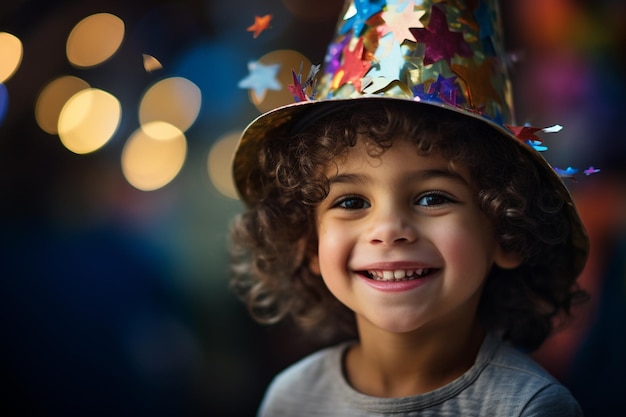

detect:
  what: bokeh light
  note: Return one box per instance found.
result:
[35,76,90,135]
[66,13,125,68]
[0,32,23,83]
[250,49,311,113]
[121,121,187,191]
[58,88,121,154]
[207,131,240,200]
[139,76,201,132]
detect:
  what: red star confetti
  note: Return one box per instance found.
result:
[505,124,563,146]
[247,14,272,39]
[332,37,372,92]
[505,125,543,143]
[288,70,308,102]
[288,64,320,102]
[409,6,472,65]
[381,1,425,45]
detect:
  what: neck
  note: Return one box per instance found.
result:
[345,318,485,398]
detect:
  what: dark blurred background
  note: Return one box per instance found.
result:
[1,0,624,416]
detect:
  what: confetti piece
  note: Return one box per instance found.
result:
[381,1,425,44]
[247,14,272,39]
[238,60,281,98]
[288,69,308,102]
[554,167,579,181]
[428,74,460,106]
[340,0,386,36]
[584,166,600,176]
[451,59,502,108]
[505,123,563,148]
[288,64,321,102]
[142,54,162,73]
[333,37,372,92]
[542,124,563,133]
[410,6,472,65]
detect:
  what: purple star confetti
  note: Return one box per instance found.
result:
[429,74,460,106]
[325,36,351,76]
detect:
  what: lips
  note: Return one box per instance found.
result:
[361,268,433,281]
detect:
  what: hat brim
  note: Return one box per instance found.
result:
[232,96,589,277]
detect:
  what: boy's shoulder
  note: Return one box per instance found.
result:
[257,341,352,416]
[258,335,582,417]
[472,335,582,415]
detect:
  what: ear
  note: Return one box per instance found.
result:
[308,253,321,276]
[494,246,523,270]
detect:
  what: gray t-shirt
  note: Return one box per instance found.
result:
[258,334,582,416]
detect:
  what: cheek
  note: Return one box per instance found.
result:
[438,220,497,271]
[316,222,350,274]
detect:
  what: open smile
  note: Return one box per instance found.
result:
[361,268,435,282]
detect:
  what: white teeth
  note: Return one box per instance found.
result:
[366,269,430,281]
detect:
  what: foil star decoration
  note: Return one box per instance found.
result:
[555,166,600,181]
[332,37,372,92]
[412,83,440,103]
[381,1,426,45]
[325,36,351,75]
[451,59,501,108]
[554,167,579,181]
[340,0,386,36]
[288,69,308,102]
[367,33,406,83]
[409,6,472,65]
[505,124,563,148]
[288,64,321,102]
[247,14,272,39]
[505,125,544,144]
[428,74,460,105]
[411,74,461,106]
[238,60,281,98]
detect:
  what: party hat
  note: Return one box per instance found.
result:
[233,0,589,275]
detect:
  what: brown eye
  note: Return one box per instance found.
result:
[416,192,454,207]
[335,196,370,210]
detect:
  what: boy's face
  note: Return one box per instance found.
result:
[310,138,521,335]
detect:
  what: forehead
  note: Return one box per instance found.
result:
[323,136,472,182]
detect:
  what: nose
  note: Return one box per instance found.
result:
[367,203,418,246]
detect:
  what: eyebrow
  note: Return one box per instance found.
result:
[327,168,469,186]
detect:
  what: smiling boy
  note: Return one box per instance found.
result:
[230,1,589,415]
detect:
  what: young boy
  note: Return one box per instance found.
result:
[230,1,589,415]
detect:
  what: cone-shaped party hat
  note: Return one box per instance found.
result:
[233,0,589,276]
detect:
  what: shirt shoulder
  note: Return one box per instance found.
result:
[257,342,352,417]
[470,337,582,416]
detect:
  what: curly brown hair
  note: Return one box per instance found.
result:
[230,100,588,351]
